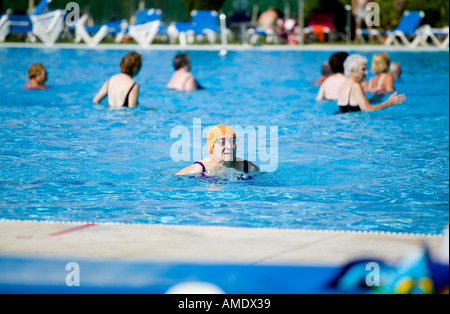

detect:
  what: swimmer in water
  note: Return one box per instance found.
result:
[316,52,349,101]
[389,61,402,80]
[176,124,260,176]
[167,53,202,91]
[336,54,406,113]
[93,51,142,108]
[365,53,395,93]
[25,64,49,90]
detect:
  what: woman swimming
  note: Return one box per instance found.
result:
[93,51,142,108]
[336,54,406,113]
[176,124,259,176]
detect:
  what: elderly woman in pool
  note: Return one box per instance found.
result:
[25,64,49,90]
[176,125,259,176]
[336,54,406,113]
[93,51,142,108]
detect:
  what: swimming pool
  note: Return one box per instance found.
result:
[0,47,448,235]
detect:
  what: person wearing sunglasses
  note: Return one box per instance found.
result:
[176,124,259,176]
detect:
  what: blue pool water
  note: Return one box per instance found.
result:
[0,48,448,235]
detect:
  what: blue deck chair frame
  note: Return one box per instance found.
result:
[168,10,219,45]
[128,8,164,47]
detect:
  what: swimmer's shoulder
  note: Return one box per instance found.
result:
[176,159,208,176]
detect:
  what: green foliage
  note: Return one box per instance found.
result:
[404,0,449,28]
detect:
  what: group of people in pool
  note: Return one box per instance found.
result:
[315,51,406,113]
[24,50,406,178]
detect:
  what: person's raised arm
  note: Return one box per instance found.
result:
[356,83,406,111]
[93,81,108,104]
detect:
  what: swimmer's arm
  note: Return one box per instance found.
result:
[93,81,108,104]
[175,164,203,176]
[357,84,406,111]
[128,84,139,108]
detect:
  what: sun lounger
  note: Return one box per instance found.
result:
[75,15,128,47]
[358,10,425,47]
[128,8,163,47]
[29,9,65,46]
[384,11,425,47]
[0,14,11,42]
[3,0,64,46]
[412,25,449,48]
[168,10,219,45]
[247,26,280,44]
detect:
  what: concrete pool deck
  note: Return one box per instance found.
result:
[0,219,444,266]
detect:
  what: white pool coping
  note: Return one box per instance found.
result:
[0,219,444,266]
[0,42,448,52]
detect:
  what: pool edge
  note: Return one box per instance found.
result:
[0,219,444,267]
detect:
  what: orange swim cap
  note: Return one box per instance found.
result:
[207,125,237,154]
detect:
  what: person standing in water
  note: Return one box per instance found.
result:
[336,54,406,113]
[93,51,142,108]
[167,53,202,91]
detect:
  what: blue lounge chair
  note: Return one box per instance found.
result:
[3,0,64,45]
[357,10,425,47]
[128,8,164,47]
[75,15,128,47]
[168,10,219,45]
[247,26,280,44]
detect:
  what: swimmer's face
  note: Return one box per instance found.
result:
[353,62,368,82]
[213,134,237,162]
[36,69,47,84]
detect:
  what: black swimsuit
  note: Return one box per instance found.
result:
[194,161,250,176]
[122,83,137,107]
[338,84,361,114]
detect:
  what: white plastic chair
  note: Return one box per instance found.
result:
[128,8,163,47]
[75,15,128,47]
[0,14,11,42]
[30,9,65,46]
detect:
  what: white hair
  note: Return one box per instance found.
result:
[344,54,368,77]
